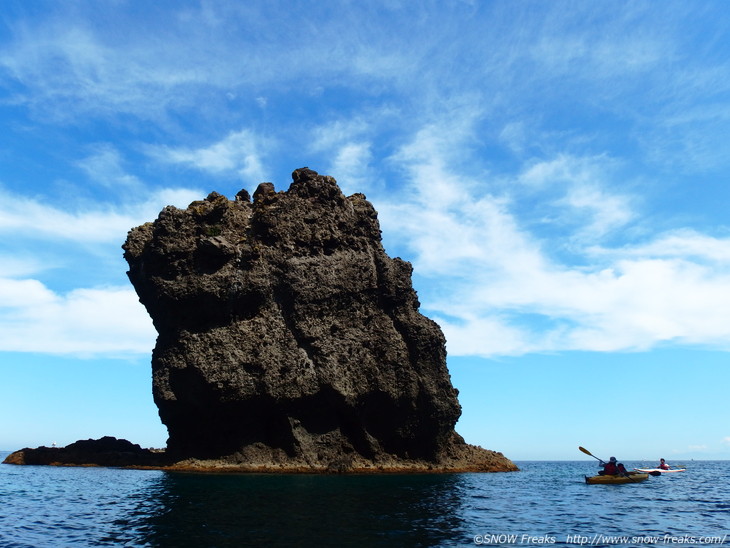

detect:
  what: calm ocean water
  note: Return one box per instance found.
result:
[0,455,727,547]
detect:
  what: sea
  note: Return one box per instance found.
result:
[0,455,727,547]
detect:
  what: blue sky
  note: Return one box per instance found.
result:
[1,0,728,462]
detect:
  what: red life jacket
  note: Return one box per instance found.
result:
[603,462,618,475]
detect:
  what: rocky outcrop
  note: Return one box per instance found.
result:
[121,168,516,473]
[2,437,166,468]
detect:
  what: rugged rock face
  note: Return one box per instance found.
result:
[122,168,516,472]
[2,437,165,468]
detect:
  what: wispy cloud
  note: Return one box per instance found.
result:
[0,23,190,119]
[329,143,373,196]
[308,118,377,195]
[519,155,636,241]
[0,185,200,244]
[377,121,730,357]
[591,230,730,264]
[0,190,138,244]
[0,2,419,122]
[76,144,143,191]
[2,0,729,363]
[0,256,46,278]
[0,279,154,356]
[149,130,269,184]
[0,185,200,356]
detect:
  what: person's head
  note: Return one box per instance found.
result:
[660,458,665,463]
[609,456,617,462]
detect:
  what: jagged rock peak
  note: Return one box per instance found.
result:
[122,168,516,473]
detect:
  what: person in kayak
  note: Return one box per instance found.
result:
[599,456,619,475]
[658,458,670,470]
[616,463,629,476]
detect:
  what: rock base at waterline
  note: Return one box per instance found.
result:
[3,435,518,473]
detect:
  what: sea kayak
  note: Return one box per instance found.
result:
[585,473,649,485]
[634,468,686,473]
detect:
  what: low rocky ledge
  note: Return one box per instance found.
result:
[2,437,168,468]
[3,436,518,474]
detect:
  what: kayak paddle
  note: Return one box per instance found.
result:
[577,445,640,481]
[579,446,661,477]
[578,446,605,464]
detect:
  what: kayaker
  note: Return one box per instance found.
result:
[658,458,670,470]
[599,456,619,475]
[616,463,628,476]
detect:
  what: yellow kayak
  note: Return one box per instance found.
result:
[585,473,649,484]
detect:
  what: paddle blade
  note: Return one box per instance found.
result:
[578,446,593,456]
[649,471,662,476]
[579,446,604,462]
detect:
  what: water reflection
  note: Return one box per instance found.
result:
[6,461,728,547]
[133,472,471,547]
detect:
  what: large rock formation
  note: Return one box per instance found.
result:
[122,168,515,472]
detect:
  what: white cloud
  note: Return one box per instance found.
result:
[310,119,371,152]
[561,184,634,239]
[418,237,730,356]
[519,154,635,239]
[378,125,730,357]
[150,188,204,212]
[530,28,666,83]
[328,143,373,196]
[606,230,730,263]
[0,185,200,244]
[441,237,730,355]
[0,256,46,278]
[76,144,142,191]
[2,1,730,363]
[0,24,191,119]
[0,278,56,309]
[0,3,419,121]
[150,130,268,183]
[0,280,154,356]
[499,122,528,155]
[0,192,137,244]
[308,117,384,195]
[0,186,200,357]
[381,120,546,278]
[559,258,730,350]
[436,315,540,357]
